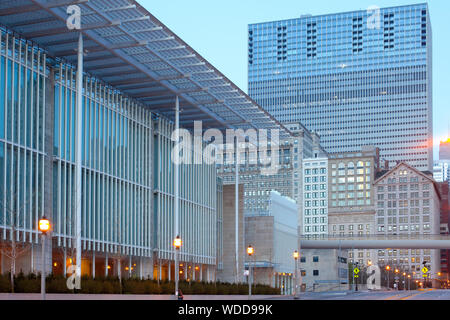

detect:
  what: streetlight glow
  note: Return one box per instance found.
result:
[173,235,182,249]
[293,250,299,260]
[247,245,254,256]
[38,216,51,301]
[38,217,51,233]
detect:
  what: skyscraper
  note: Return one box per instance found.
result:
[440,138,450,160]
[248,3,433,170]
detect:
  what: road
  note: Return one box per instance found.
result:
[276,288,450,300]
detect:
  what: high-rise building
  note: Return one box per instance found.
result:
[374,162,441,275]
[218,123,323,228]
[440,138,450,160]
[433,161,450,184]
[327,146,380,266]
[248,3,433,170]
[302,157,329,236]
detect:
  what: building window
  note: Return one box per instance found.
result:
[313,256,319,262]
[313,270,319,276]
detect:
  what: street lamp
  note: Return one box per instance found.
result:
[38,216,51,300]
[247,245,254,299]
[293,250,299,299]
[386,265,390,290]
[173,235,182,299]
[403,272,407,290]
[394,268,399,290]
[407,274,411,290]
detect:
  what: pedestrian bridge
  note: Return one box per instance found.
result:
[300,234,450,249]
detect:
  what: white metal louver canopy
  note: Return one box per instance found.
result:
[0,0,292,139]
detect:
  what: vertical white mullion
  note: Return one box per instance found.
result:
[29,46,34,157]
[95,82,99,171]
[88,170,91,248]
[101,86,105,250]
[105,90,109,251]
[133,113,137,253]
[137,112,141,254]
[157,120,161,258]
[96,171,100,251]
[11,36,15,144]
[126,101,130,250]
[67,68,73,246]
[93,172,97,251]
[131,105,135,253]
[57,65,62,246]
[11,37,18,242]
[25,44,32,241]
[118,99,122,253]
[147,120,151,254]
[81,77,86,249]
[114,94,118,252]
[40,53,45,234]
[1,32,6,240]
[17,41,22,241]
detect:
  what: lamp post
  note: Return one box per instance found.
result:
[173,235,182,298]
[407,274,411,290]
[394,268,399,290]
[385,265,390,290]
[402,272,406,290]
[293,250,299,299]
[247,245,254,299]
[38,217,51,300]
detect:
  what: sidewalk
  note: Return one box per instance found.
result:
[0,293,280,300]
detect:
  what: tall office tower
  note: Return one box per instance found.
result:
[248,3,433,170]
[440,138,450,160]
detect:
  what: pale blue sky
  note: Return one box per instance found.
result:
[142,0,450,159]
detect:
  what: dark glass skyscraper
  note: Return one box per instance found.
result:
[248,3,433,170]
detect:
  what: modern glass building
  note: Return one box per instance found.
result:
[248,3,433,171]
[0,0,290,282]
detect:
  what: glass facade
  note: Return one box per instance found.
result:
[153,116,218,265]
[248,3,433,171]
[0,30,46,244]
[0,28,221,279]
[53,63,153,257]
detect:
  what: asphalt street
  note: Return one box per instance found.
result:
[277,288,450,300]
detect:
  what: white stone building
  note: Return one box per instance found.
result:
[374,162,441,274]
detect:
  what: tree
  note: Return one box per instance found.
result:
[0,192,35,293]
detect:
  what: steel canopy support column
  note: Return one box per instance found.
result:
[235,138,239,283]
[174,96,180,297]
[75,32,83,282]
